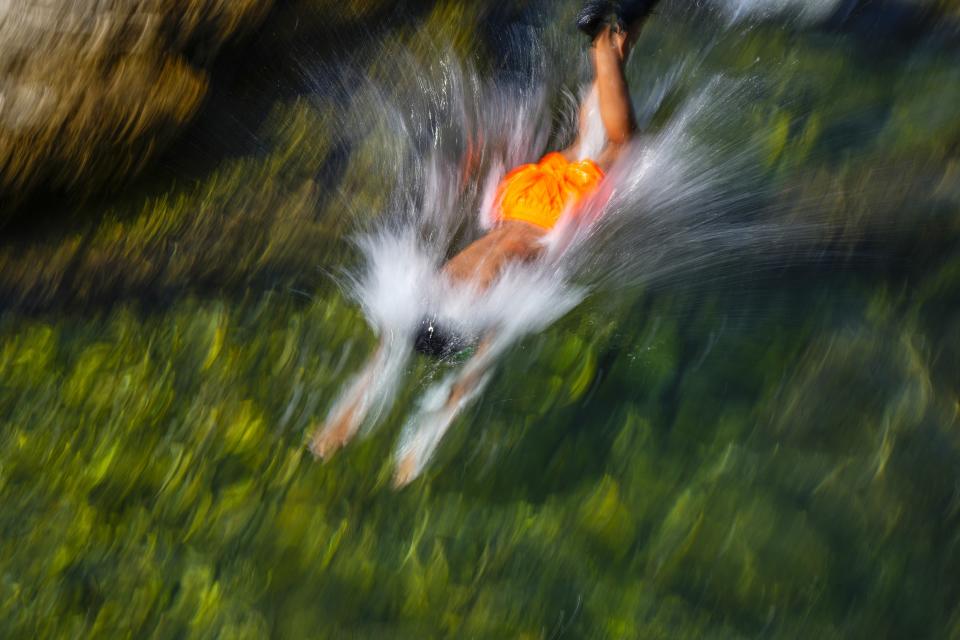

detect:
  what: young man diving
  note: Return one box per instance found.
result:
[310,0,660,485]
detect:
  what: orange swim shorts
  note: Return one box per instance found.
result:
[496,152,604,230]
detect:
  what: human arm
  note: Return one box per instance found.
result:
[393,334,498,487]
[310,337,395,459]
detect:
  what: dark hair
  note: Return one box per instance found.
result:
[413,317,469,359]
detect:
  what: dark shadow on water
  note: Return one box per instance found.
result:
[0,1,432,243]
[822,0,960,50]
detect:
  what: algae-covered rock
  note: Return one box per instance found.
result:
[576,475,637,555]
[648,474,832,626]
[769,326,931,454]
[0,0,272,211]
[0,98,339,311]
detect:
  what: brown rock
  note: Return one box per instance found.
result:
[0,0,272,212]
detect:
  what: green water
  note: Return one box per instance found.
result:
[1,1,959,637]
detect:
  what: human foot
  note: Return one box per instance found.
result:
[577,0,615,40]
[618,0,662,27]
[594,25,630,64]
[617,0,661,45]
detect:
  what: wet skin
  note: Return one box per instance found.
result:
[441,219,548,289]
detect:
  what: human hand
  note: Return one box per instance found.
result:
[309,402,360,460]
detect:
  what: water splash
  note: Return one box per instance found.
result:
[708,0,847,24]
[312,29,830,483]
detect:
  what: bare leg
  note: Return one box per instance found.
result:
[594,27,636,147]
[563,25,640,168]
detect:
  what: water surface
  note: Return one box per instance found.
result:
[0,0,958,637]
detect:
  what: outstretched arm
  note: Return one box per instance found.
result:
[310,337,403,459]
[393,335,498,487]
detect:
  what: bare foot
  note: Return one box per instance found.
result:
[611,28,629,61]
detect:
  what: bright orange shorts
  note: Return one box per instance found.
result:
[496,152,605,230]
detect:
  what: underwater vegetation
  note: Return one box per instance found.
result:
[0,0,958,637]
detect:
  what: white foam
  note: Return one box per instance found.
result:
[710,0,846,24]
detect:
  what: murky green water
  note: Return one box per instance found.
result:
[0,1,958,637]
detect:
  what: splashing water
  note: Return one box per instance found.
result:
[708,0,848,24]
[313,27,832,482]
